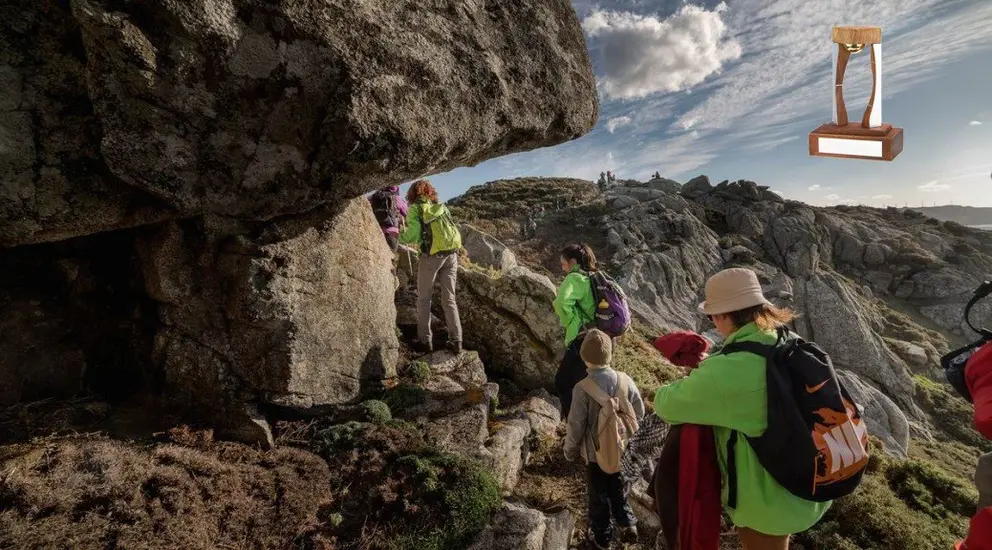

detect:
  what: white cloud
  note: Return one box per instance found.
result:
[918,180,951,192]
[872,194,893,200]
[808,184,820,191]
[970,120,983,126]
[582,4,742,99]
[606,116,633,133]
[826,194,840,201]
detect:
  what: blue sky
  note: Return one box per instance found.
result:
[424,0,992,207]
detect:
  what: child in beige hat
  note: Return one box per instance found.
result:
[564,329,645,548]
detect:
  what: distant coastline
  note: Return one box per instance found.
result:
[912,206,992,227]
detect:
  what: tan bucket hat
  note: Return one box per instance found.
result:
[698,268,772,315]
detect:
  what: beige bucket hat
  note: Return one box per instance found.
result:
[698,268,772,315]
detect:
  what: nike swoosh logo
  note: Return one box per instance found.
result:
[806,380,829,393]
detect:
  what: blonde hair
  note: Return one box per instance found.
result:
[726,304,797,331]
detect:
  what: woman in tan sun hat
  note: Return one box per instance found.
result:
[652,268,831,550]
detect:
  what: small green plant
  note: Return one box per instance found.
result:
[384,453,501,550]
[380,382,428,415]
[359,400,392,424]
[316,421,367,453]
[403,360,432,385]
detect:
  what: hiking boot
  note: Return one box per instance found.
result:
[586,531,610,550]
[447,341,462,354]
[411,340,433,354]
[618,525,638,544]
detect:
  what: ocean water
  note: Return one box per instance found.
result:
[970,225,992,230]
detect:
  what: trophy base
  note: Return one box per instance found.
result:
[808,123,903,161]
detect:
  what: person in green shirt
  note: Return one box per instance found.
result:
[398,179,463,354]
[552,243,598,417]
[654,268,831,550]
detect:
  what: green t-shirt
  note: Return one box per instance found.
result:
[654,323,832,536]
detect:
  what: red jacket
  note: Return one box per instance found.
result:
[966,342,992,439]
[653,332,721,550]
[961,343,992,550]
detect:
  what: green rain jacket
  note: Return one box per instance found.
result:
[653,322,832,536]
[399,199,462,255]
[553,265,596,347]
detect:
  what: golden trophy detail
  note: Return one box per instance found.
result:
[809,26,903,161]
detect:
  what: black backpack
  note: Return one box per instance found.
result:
[370,190,400,230]
[720,327,869,506]
[940,280,992,403]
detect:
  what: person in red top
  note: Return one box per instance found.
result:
[649,331,722,550]
[958,341,992,550]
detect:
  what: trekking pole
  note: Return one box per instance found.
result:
[964,280,992,337]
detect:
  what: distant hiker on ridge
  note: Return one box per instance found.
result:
[399,179,464,354]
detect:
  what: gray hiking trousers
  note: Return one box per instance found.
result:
[978,451,992,510]
[417,251,462,345]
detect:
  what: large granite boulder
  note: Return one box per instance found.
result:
[460,224,518,272]
[2,0,597,246]
[137,198,398,441]
[458,264,564,389]
[469,502,574,550]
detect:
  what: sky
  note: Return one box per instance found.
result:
[422,0,992,207]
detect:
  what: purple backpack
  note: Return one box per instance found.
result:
[589,271,631,338]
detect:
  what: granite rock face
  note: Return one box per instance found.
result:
[2,0,598,246]
[137,199,398,440]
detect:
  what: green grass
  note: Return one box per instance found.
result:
[795,439,975,550]
[612,323,682,403]
[914,375,991,451]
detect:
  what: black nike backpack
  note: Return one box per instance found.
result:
[720,326,870,506]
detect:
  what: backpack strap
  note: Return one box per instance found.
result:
[719,341,774,357]
[727,430,739,509]
[578,377,613,406]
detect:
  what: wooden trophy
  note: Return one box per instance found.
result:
[809,26,903,161]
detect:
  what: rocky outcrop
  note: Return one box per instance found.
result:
[2,0,598,247]
[461,225,518,272]
[646,177,682,193]
[458,265,564,389]
[837,370,910,457]
[137,199,398,442]
[602,193,722,332]
[792,271,918,414]
[469,502,574,550]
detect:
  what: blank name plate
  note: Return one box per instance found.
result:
[818,137,882,158]
[808,125,903,161]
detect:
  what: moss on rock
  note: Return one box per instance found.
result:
[359,400,392,424]
[311,422,499,550]
[914,375,991,451]
[402,360,432,385]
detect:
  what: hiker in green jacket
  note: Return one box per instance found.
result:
[399,179,463,354]
[654,268,831,550]
[553,243,598,417]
